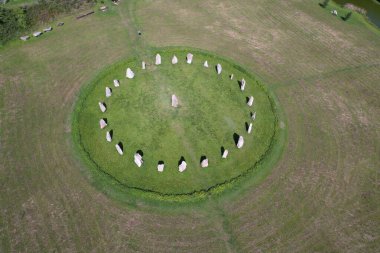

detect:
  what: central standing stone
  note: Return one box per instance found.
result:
[171,94,179,107]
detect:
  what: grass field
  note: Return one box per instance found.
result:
[0,0,379,252]
[75,48,277,196]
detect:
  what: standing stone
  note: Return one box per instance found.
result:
[178,161,187,172]
[204,61,209,68]
[171,94,178,108]
[247,123,253,134]
[251,111,256,120]
[126,68,135,79]
[247,96,254,107]
[142,61,146,70]
[186,53,193,64]
[222,149,229,158]
[98,102,106,112]
[201,158,209,168]
[237,135,244,149]
[106,131,112,142]
[134,153,143,167]
[99,119,107,129]
[113,79,120,87]
[115,143,123,155]
[216,63,222,75]
[172,55,178,64]
[230,74,234,80]
[240,78,246,91]
[155,54,161,65]
[106,87,112,97]
[157,163,164,172]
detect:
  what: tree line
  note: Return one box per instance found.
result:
[0,0,96,44]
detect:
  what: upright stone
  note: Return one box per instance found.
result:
[216,63,222,75]
[247,123,253,134]
[155,54,161,65]
[98,102,106,112]
[240,78,246,91]
[201,158,209,168]
[126,68,135,79]
[222,149,229,158]
[106,131,112,142]
[134,153,143,167]
[230,74,234,80]
[172,55,178,64]
[247,96,254,107]
[237,135,244,149]
[251,111,256,120]
[115,143,123,155]
[142,61,146,70]
[106,87,112,97]
[178,161,187,172]
[157,163,164,172]
[113,79,120,87]
[171,94,178,108]
[99,119,107,129]
[186,53,193,64]
[204,61,209,68]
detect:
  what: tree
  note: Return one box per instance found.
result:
[321,0,329,8]
[0,7,19,44]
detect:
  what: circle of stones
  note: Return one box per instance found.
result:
[98,53,256,173]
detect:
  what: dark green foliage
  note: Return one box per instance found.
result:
[320,0,329,8]
[0,0,95,44]
[343,12,352,21]
[0,7,20,44]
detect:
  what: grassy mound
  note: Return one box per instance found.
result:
[73,48,278,197]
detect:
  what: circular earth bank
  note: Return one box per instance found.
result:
[74,49,277,196]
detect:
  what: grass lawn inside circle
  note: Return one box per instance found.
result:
[75,49,277,195]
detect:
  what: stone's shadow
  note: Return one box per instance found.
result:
[245,122,250,131]
[109,129,113,138]
[118,142,123,151]
[214,65,219,74]
[237,80,243,89]
[158,160,164,165]
[246,97,250,103]
[108,87,112,93]
[220,146,225,156]
[250,112,255,118]
[200,155,207,163]
[136,150,144,157]
[178,156,186,166]
[233,133,240,145]
[102,118,108,124]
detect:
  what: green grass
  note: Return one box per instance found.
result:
[74,48,277,196]
[0,0,379,252]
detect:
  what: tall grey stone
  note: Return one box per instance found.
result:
[172,55,178,64]
[106,87,112,97]
[142,61,146,70]
[230,74,234,80]
[237,135,244,149]
[126,68,134,79]
[217,63,222,75]
[106,131,112,142]
[171,94,178,108]
[99,119,107,129]
[155,54,161,65]
[241,78,246,91]
[98,102,106,112]
[134,153,143,167]
[247,96,254,107]
[247,123,253,134]
[115,144,123,155]
[186,53,193,64]
[222,149,229,158]
[201,158,209,168]
[113,79,120,87]
[178,161,187,172]
[251,111,256,120]
[204,61,209,67]
[157,163,164,172]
